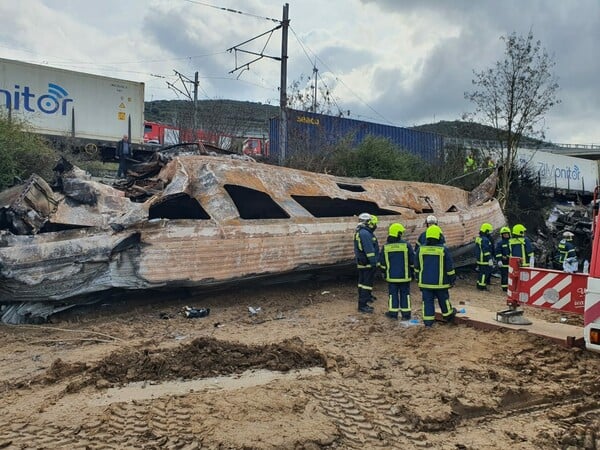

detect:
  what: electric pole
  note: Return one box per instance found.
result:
[193,71,199,140]
[167,70,200,142]
[226,3,289,164]
[312,65,318,112]
[279,3,289,164]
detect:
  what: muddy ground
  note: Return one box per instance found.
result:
[0,271,599,450]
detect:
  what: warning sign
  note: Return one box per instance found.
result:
[119,102,126,109]
[118,112,126,120]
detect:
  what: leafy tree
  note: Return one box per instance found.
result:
[464,31,560,209]
[0,112,57,190]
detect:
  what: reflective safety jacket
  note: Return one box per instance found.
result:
[354,225,379,268]
[378,236,415,282]
[416,230,446,249]
[509,236,534,267]
[415,243,456,289]
[557,239,576,263]
[464,155,476,172]
[475,233,493,266]
[495,237,510,263]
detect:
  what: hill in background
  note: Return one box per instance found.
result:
[145,99,547,145]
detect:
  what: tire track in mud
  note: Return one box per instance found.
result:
[458,392,600,424]
[308,384,427,449]
[0,398,201,449]
[308,382,600,449]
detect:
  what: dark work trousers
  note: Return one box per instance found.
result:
[499,266,508,290]
[357,267,375,307]
[476,263,492,289]
[421,288,455,327]
[117,157,129,178]
[388,282,411,319]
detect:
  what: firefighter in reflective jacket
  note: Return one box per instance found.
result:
[556,231,577,271]
[378,223,415,320]
[415,215,446,250]
[354,213,380,313]
[475,223,494,290]
[495,226,511,291]
[509,224,534,267]
[414,225,457,327]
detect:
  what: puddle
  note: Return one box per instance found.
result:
[90,367,325,405]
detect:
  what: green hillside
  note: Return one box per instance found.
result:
[145,100,547,145]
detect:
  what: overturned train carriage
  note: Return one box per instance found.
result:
[0,155,505,322]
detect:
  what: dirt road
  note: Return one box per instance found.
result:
[0,273,599,449]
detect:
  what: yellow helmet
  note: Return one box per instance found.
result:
[480,223,493,233]
[500,226,511,234]
[388,223,405,237]
[425,224,442,240]
[512,224,526,236]
[368,215,378,228]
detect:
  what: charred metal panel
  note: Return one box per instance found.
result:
[0,154,505,313]
[0,175,58,234]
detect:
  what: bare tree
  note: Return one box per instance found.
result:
[464,31,560,209]
[287,73,343,116]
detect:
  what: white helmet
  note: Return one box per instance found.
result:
[563,231,574,239]
[426,215,438,225]
[358,212,371,223]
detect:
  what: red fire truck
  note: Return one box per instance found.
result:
[143,121,233,151]
[504,208,600,352]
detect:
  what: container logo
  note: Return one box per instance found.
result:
[536,161,581,181]
[0,82,74,116]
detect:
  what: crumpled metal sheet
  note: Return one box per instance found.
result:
[0,154,506,313]
[0,175,58,234]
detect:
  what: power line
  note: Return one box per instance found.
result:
[181,0,279,22]
[289,25,394,126]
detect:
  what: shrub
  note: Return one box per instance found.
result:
[0,112,58,190]
[330,136,433,181]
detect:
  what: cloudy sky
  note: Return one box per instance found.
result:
[1,0,598,144]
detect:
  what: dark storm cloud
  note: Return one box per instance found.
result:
[353,0,600,141]
[140,6,279,100]
[316,45,376,73]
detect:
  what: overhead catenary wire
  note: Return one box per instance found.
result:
[289,25,395,126]
[181,0,279,22]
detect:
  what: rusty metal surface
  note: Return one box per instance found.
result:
[0,155,506,306]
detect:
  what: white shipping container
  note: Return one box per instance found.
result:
[516,148,598,193]
[0,58,144,144]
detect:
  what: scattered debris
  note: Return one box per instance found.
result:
[182,306,210,319]
[248,306,262,316]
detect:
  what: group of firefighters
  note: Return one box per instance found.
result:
[353,213,578,327]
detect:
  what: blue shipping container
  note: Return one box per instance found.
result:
[269,109,444,164]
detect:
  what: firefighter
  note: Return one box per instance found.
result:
[475,223,494,290]
[415,215,446,250]
[414,224,457,327]
[556,231,577,272]
[378,223,415,320]
[495,226,511,291]
[464,154,476,173]
[354,213,380,313]
[509,224,534,267]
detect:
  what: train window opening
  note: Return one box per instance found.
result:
[224,184,290,219]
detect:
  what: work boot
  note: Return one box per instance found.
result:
[444,307,458,324]
[367,295,377,304]
[385,311,398,320]
[358,305,374,313]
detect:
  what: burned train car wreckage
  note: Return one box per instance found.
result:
[0,154,505,322]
